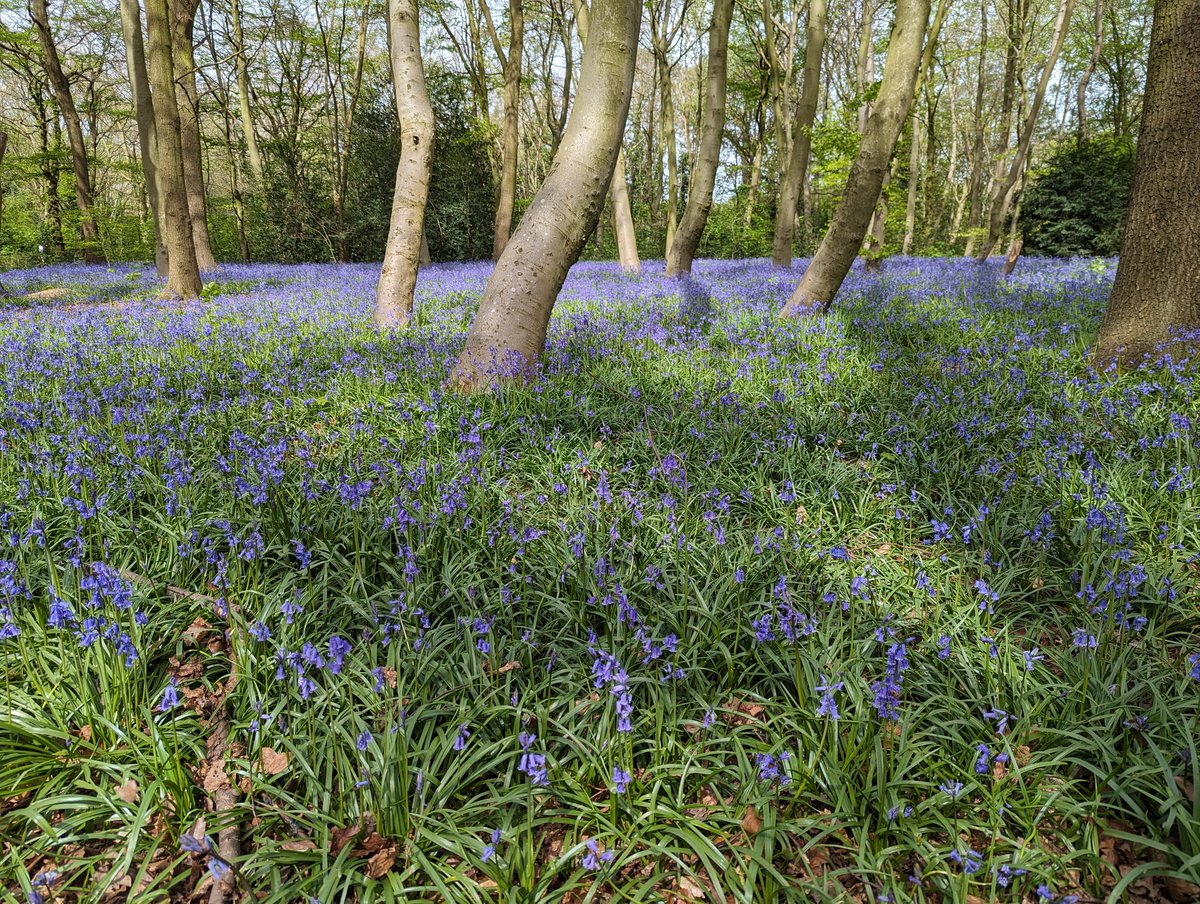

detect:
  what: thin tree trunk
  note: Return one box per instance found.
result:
[145,0,202,296]
[864,166,891,270]
[666,0,733,276]
[575,0,639,272]
[453,0,641,389]
[204,0,250,263]
[772,0,827,267]
[485,0,524,259]
[977,0,1075,261]
[781,0,930,316]
[374,0,435,330]
[230,0,264,182]
[33,88,67,258]
[119,0,168,274]
[1095,0,1200,365]
[657,46,678,255]
[172,0,218,269]
[902,123,920,253]
[963,0,987,252]
[29,0,104,262]
[1077,0,1104,139]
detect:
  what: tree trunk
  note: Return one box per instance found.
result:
[373,0,435,330]
[488,0,524,260]
[902,121,920,253]
[29,0,104,262]
[864,166,890,271]
[230,0,265,183]
[976,0,1075,261]
[772,0,827,267]
[32,88,67,259]
[1095,0,1200,365]
[781,0,930,316]
[119,0,168,275]
[172,0,218,270]
[963,0,987,252]
[666,0,733,277]
[659,50,678,256]
[1077,0,1104,139]
[145,0,202,297]
[452,0,641,389]
[575,0,639,273]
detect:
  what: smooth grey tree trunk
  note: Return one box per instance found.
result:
[374,0,434,330]
[119,0,168,275]
[665,0,733,277]
[1095,0,1200,365]
[781,0,931,316]
[29,0,104,263]
[575,0,640,273]
[772,0,827,267]
[145,0,202,297]
[452,0,641,389]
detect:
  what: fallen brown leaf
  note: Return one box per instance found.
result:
[258,747,289,775]
[331,823,363,856]
[365,845,398,879]
[741,805,762,837]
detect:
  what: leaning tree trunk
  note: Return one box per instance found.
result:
[781,0,930,316]
[976,0,1075,261]
[29,0,104,263]
[1095,0,1200,365]
[452,0,641,389]
[173,0,218,269]
[772,0,827,267]
[373,0,435,330]
[119,0,167,275]
[665,0,733,277]
[145,0,202,297]
[575,0,639,273]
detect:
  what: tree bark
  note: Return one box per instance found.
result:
[976,0,1075,261]
[962,0,987,251]
[452,0,641,389]
[772,0,827,267]
[781,0,930,316]
[485,0,524,260]
[1077,0,1104,139]
[1095,0,1200,365]
[373,0,435,330]
[145,0,202,297]
[575,0,639,272]
[172,0,218,269]
[119,0,168,275]
[29,0,104,262]
[665,0,733,276]
[230,0,265,183]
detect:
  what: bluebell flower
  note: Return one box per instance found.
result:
[612,765,630,794]
[582,838,614,870]
[158,677,180,712]
[482,827,501,863]
[453,723,470,751]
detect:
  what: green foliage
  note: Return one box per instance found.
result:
[1020,136,1135,257]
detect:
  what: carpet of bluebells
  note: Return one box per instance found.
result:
[1,257,1198,903]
